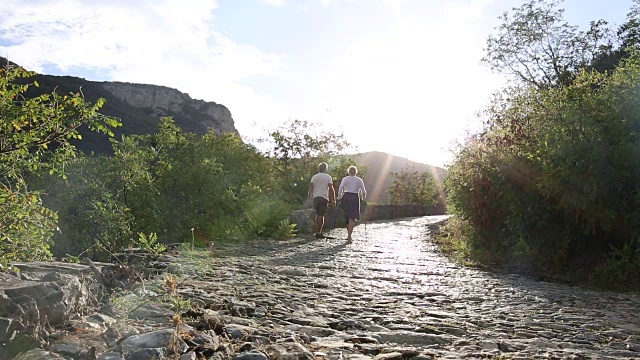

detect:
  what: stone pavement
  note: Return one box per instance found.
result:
[175,215,640,360]
[14,215,639,359]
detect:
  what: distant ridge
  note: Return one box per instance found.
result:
[338,151,446,204]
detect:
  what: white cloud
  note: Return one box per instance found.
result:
[319,0,360,8]
[0,0,287,142]
[259,0,286,6]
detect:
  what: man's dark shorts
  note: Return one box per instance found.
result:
[313,197,329,216]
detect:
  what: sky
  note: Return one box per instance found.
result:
[0,0,634,167]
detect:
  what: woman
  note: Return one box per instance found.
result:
[337,166,367,241]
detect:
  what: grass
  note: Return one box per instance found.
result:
[429,217,477,267]
[431,217,640,292]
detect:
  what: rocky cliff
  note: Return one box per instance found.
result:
[64,79,237,154]
[1,56,238,155]
[100,82,236,136]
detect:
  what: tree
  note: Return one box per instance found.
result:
[482,0,612,88]
[590,0,640,73]
[0,63,120,263]
[263,119,351,204]
[619,0,640,50]
[387,166,437,206]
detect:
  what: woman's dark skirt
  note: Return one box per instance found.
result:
[341,192,360,222]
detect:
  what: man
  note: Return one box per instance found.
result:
[307,162,336,238]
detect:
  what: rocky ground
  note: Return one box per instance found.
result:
[4,215,640,359]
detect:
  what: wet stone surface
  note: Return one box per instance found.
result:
[174,215,640,360]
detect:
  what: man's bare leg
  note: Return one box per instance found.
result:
[316,215,325,237]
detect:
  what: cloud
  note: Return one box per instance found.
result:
[319,0,360,8]
[1,1,211,69]
[0,0,287,141]
[259,0,286,6]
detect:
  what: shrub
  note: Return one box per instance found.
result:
[446,54,640,284]
[0,63,119,263]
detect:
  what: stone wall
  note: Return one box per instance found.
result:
[364,204,445,221]
[291,204,446,234]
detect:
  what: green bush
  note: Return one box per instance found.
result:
[0,63,119,263]
[595,239,640,291]
[0,186,57,265]
[446,54,640,285]
[42,156,135,260]
[387,166,437,206]
[44,117,295,259]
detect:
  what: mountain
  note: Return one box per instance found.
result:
[347,151,447,204]
[1,57,237,154]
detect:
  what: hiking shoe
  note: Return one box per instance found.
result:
[315,233,325,239]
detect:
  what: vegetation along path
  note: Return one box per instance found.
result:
[176,216,640,360]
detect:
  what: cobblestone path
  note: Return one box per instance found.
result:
[179,215,640,360]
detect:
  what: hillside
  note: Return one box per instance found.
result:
[1,57,237,155]
[342,151,447,204]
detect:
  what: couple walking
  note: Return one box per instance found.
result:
[307,162,367,241]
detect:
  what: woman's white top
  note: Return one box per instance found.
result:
[338,175,367,199]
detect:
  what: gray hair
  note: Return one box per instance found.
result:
[318,162,328,173]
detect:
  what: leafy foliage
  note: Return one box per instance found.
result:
[445,1,640,288]
[482,0,612,88]
[44,117,291,260]
[263,119,351,204]
[0,63,119,263]
[135,118,287,242]
[447,51,640,284]
[135,232,166,257]
[266,119,350,163]
[0,186,57,265]
[40,155,134,260]
[387,166,438,206]
[594,238,640,291]
[271,219,297,240]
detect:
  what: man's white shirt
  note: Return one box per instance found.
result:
[310,173,333,200]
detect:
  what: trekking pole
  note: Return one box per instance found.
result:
[362,198,368,240]
[364,217,367,241]
[327,199,340,231]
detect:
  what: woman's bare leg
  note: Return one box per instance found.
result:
[346,218,355,240]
